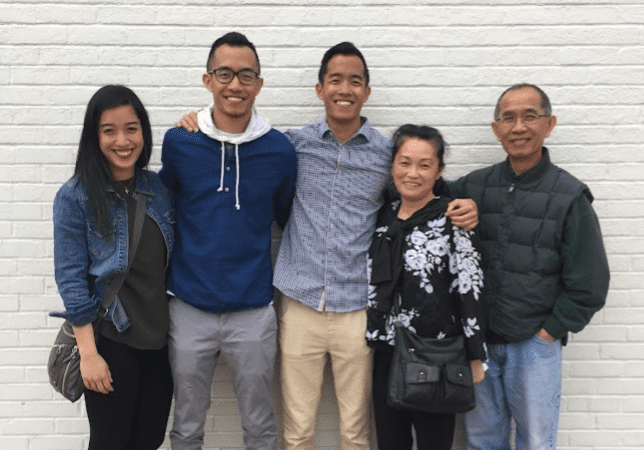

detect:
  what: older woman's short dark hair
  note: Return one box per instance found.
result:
[391,124,447,168]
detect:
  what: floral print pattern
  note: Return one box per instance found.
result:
[450,227,484,301]
[366,199,487,361]
[404,216,450,294]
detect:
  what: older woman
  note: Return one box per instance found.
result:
[366,124,487,450]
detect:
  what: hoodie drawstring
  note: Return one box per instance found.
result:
[234,143,240,210]
[197,106,272,211]
[217,141,225,192]
[217,141,241,210]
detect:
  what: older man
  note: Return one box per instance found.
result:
[451,84,610,450]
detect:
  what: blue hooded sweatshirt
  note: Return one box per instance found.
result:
[159,107,297,313]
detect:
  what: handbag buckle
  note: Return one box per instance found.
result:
[406,363,440,383]
[97,304,110,318]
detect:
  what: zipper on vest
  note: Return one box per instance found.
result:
[508,184,515,192]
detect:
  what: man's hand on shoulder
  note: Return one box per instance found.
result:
[446,198,478,230]
[175,111,199,132]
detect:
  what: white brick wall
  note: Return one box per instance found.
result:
[1,1,642,449]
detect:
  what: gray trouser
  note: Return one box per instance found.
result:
[168,296,278,450]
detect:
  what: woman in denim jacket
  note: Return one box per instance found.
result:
[51,85,174,450]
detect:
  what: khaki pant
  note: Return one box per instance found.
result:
[279,294,372,450]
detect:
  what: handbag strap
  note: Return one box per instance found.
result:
[390,290,405,332]
[97,192,147,316]
[392,285,402,321]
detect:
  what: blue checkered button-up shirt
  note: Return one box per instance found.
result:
[273,119,392,312]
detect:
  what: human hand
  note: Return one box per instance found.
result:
[470,359,485,384]
[175,111,199,132]
[80,352,113,394]
[536,328,556,342]
[446,198,478,230]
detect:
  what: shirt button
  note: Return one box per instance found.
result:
[224,187,230,192]
[226,166,231,171]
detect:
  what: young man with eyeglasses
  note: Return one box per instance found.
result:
[449,84,610,450]
[159,32,296,450]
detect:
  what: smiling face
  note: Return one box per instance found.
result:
[203,44,264,133]
[315,54,371,137]
[392,137,443,208]
[98,104,144,181]
[491,87,557,174]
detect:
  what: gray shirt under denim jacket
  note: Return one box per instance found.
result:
[51,170,174,345]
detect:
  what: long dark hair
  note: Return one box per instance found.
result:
[74,85,152,235]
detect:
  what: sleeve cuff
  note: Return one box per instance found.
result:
[542,315,568,340]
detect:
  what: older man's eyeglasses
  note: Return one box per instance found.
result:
[208,67,259,85]
[496,112,550,126]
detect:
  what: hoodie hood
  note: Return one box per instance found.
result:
[196,105,272,209]
[197,105,271,144]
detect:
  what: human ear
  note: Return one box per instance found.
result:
[544,115,557,138]
[491,122,501,142]
[203,73,214,93]
[363,86,371,101]
[253,76,264,95]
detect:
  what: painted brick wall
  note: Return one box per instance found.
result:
[1,1,643,449]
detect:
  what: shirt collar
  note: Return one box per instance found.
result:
[503,146,551,184]
[319,116,372,144]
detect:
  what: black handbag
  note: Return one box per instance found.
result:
[48,193,146,402]
[387,295,476,414]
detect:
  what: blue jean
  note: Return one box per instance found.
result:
[168,297,278,450]
[464,335,562,450]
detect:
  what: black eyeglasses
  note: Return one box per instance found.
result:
[207,67,259,85]
[495,112,549,126]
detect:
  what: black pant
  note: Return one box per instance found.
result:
[84,337,173,450]
[373,348,455,450]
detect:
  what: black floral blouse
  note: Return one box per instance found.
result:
[366,196,487,361]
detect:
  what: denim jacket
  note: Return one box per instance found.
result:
[51,170,174,331]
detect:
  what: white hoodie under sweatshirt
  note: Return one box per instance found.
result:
[197,105,272,209]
